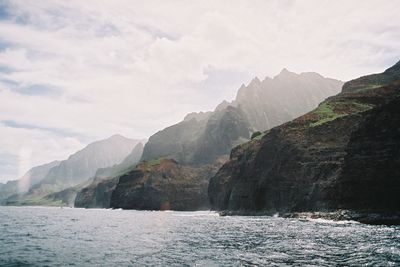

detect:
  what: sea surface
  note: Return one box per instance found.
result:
[0,206,399,266]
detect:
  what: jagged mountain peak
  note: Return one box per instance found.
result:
[275,68,297,78]
[215,100,231,112]
[248,76,261,86]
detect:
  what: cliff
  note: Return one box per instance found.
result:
[110,158,224,210]
[209,61,400,224]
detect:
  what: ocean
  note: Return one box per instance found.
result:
[0,206,399,266]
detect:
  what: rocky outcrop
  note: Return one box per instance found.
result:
[74,176,119,208]
[110,158,224,210]
[209,61,400,224]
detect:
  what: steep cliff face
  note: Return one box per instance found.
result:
[74,176,119,208]
[209,62,400,219]
[110,158,224,210]
[337,96,400,211]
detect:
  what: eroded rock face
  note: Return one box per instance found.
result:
[110,159,224,210]
[74,177,119,208]
[209,62,400,218]
[337,96,400,211]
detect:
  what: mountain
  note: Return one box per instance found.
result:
[108,70,342,210]
[208,61,400,224]
[142,105,252,165]
[0,161,60,203]
[234,70,343,131]
[4,135,142,206]
[93,142,145,178]
[74,142,144,208]
[142,70,342,165]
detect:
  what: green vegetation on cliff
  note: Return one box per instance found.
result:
[310,101,374,127]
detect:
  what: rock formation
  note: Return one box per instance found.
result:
[110,158,224,210]
[208,61,400,224]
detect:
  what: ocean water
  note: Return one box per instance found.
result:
[0,206,399,266]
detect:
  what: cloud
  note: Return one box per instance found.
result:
[0,0,399,181]
[0,122,84,182]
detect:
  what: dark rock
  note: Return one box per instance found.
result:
[209,62,400,224]
[110,158,223,210]
[75,177,119,208]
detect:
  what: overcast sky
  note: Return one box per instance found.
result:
[0,0,399,182]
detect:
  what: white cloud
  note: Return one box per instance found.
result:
[0,0,399,181]
[0,122,84,182]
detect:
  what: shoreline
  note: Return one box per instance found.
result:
[219,210,400,226]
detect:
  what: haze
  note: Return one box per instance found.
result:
[0,0,399,182]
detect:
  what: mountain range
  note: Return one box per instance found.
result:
[3,135,144,206]
[4,61,398,225]
[100,69,343,210]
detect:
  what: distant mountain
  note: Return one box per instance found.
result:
[142,105,251,165]
[4,135,142,206]
[209,61,400,224]
[74,142,145,208]
[94,142,145,178]
[234,70,343,131]
[141,70,342,165]
[0,161,60,203]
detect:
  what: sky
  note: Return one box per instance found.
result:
[0,0,399,182]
